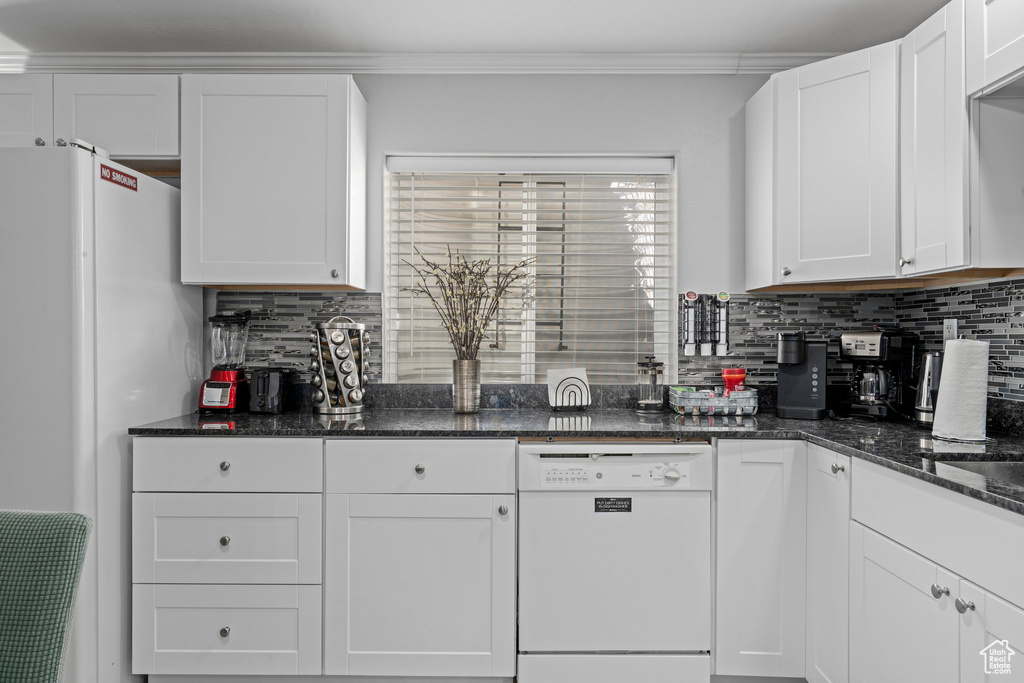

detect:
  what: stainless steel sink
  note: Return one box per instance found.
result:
[936,461,1024,487]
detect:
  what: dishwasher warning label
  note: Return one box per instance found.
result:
[595,497,632,512]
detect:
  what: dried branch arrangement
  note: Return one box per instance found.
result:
[405,247,534,360]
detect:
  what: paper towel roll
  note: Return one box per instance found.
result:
[932,339,990,442]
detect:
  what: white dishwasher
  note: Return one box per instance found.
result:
[517,441,712,683]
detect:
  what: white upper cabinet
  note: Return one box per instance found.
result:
[744,78,777,291]
[180,74,367,287]
[0,74,53,148]
[0,74,178,156]
[776,42,899,284]
[966,0,1024,95]
[53,74,179,156]
[900,0,970,276]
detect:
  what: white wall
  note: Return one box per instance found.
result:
[354,73,767,294]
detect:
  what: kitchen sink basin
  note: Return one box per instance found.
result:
[935,461,1024,487]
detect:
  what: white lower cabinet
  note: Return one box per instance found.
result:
[132,437,325,677]
[850,522,960,683]
[806,445,851,683]
[323,438,517,678]
[324,493,515,676]
[716,440,807,677]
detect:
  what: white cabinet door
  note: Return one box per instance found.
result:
[850,523,959,683]
[960,581,1024,682]
[901,0,970,275]
[53,74,178,156]
[181,73,366,287]
[806,445,851,683]
[776,42,898,283]
[966,0,1024,95]
[716,440,806,677]
[324,493,515,677]
[0,74,52,147]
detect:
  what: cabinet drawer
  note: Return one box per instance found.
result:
[325,439,515,493]
[132,584,322,676]
[133,493,322,584]
[133,437,323,492]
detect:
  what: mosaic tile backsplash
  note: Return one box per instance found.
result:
[214,277,1024,408]
[215,291,383,382]
[895,277,1024,402]
[676,292,898,388]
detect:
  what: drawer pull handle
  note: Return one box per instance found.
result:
[220,627,230,638]
[219,461,231,472]
[220,536,231,547]
[498,505,509,516]
[931,584,950,599]
[831,463,845,474]
[414,464,425,475]
[956,598,976,614]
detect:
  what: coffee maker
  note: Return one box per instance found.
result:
[839,326,920,419]
[776,332,828,420]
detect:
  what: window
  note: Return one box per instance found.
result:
[385,158,675,384]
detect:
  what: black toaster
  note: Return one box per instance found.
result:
[249,367,299,414]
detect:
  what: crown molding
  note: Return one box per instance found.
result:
[0,51,834,75]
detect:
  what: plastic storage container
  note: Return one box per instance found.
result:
[669,386,759,416]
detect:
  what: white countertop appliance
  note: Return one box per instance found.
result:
[0,145,202,682]
[517,441,713,683]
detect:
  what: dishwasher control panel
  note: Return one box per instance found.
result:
[541,461,692,489]
[518,443,713,492]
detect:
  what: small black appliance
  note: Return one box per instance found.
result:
[839,326,920,419]
[776,332,828,420]
[249,367,299,414]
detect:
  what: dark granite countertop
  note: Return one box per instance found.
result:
[130,409,1024,516]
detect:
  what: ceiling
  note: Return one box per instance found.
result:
[0,0,950,69]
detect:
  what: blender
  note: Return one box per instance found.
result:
[198,310,251,413]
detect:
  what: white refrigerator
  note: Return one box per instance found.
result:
[0,145,203,683]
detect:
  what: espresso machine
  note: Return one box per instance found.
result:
[839,327,920,419]
[776,332,828,420]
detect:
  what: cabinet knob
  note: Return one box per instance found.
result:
[831,463,845,474]
[219,461,231,472]
[414,464,425,475]
[331,269,340,279]
[55,138,67,147]
[899,257,913,267]
[34,137,45,147]
[955,597,976,614]
[220,536,231,547]
[219,627,231,638]
[498,505,509,516]
[931,584,950,599]
[781,267,792,277]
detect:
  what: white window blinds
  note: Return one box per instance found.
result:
[385,165,675,384]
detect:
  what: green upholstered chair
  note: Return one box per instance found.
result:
[0,510,91,683]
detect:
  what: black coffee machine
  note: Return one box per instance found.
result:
[839,326,920,419]
[776,332,828,420]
